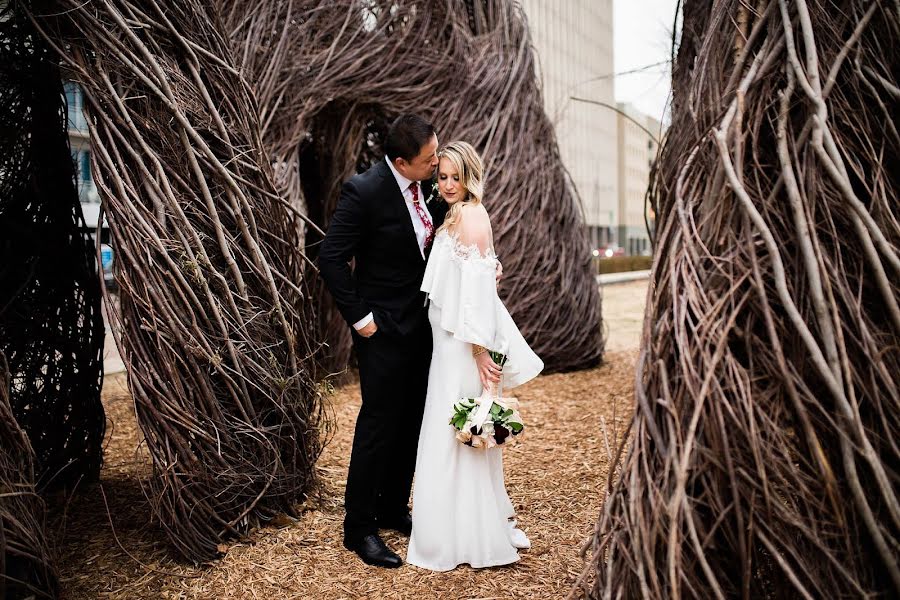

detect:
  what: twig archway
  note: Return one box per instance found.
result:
[221,0,605,373]
[27,0,331,561]
[0,0,106,491]
[577,1,900,597]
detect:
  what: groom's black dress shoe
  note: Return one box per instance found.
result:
[379,513,413,536]
[344,534,402,568]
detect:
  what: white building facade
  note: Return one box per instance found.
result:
[520,0,618,251]
[616,102,662,256]
[65,81,102,230]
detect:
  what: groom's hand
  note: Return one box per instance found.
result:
[358,321,378,338]
[495,260,503,282]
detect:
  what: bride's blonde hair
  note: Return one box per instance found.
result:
[436,141,484,233]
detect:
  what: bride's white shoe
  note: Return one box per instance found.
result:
[508,519,531,549]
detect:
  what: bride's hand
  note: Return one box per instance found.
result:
[476,352,502,389]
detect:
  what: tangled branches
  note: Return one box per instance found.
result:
[0,0,105,489]
[221,0,603,373]
[577,0,899,598]
[0,353,57,599]
[30,0,330,561]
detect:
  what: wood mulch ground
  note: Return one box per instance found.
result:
[50,282,647,598]
[49,350,636,600]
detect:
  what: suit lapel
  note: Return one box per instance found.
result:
[425,192,446,227]
[378,159,424,261]
[422,179,447,230]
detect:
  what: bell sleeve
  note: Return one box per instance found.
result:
[421,217,543,388]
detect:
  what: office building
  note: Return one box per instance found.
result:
[616,102,663,256]
[521,0,618,252]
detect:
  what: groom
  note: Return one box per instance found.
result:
[318,114,447,568]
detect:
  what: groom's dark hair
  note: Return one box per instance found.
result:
[384,114,435,162]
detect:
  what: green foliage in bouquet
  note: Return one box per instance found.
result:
[450,398,477,431]
[449,397,523,446]
[492,403,524,434]
[448,350,523,447]
[449,398,522,433]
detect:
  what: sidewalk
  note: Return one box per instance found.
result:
[102,295,126,375]
[596,269,651,286]
[601,279,649,353]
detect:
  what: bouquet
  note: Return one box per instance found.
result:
[449,351,524,448]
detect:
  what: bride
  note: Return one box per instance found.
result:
[407,141,543,571]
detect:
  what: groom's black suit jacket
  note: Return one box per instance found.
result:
[319,158,448,337]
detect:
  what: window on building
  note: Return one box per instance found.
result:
[81,151,91,183]
[64,81,87,132]
[72,148,96,203]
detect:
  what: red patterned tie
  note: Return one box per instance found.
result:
[409,182,434,249]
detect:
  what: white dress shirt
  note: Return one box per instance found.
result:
[352,157,433,331]
[385,156,433,258]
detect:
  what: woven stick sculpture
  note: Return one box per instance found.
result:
[576,1,899,597]
[0,353,58,599]
[0,0,105,490]
[30,0,329,561]
[221,0,603,373]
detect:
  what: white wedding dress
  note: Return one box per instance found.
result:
[407,224,543,572]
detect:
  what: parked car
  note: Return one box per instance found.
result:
[594,245,625,258]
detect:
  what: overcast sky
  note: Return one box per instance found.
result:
[613,0,681,123]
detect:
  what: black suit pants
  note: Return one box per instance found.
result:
[343,318,432,544]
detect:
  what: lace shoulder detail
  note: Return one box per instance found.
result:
[439,230,497,266]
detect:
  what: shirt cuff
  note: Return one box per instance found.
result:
[352,312,374,330]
